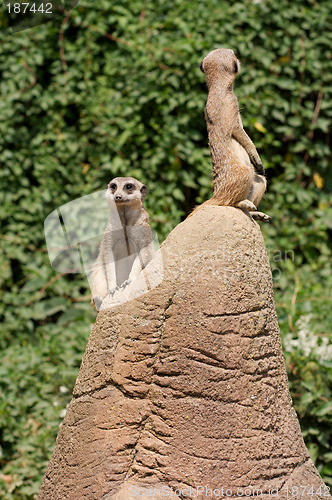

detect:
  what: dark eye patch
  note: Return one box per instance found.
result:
[125,183,134,190]
[109,183,117,190]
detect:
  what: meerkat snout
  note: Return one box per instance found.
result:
[106,177,147,206]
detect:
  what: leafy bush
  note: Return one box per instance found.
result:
[0,0,331,497]
[282,311,332,483]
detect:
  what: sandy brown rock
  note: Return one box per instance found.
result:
[38,207,330,499]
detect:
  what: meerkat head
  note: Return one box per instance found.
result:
[200,48,240,88]
[106,177,147,207]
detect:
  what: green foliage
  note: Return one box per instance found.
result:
[0,317,91,498]
[278,277,332,483]
[0,0,331,497]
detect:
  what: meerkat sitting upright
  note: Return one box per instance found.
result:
[89,177,154,311]
[189,48,270,222]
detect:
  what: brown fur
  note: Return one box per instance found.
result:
[189,48,270,222]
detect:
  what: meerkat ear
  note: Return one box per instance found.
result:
[200,61,204,73]
[233,60,239,73]
[140,185,148,199]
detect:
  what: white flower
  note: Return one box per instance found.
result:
[284,314,332,362]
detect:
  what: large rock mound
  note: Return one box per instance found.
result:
[38,207,329,499]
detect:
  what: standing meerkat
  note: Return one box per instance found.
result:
[89,177,154,311]
[189,48,270,222]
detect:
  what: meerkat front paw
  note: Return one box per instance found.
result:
[93,295,103,311]
[236,199,257,211]
[256,162,265,175]
[250,211,271,223]
[249,154,265,174]
[120,279,131,289]
[109,286,120,296]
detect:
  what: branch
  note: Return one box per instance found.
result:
[0,234,48,253]
[288,272,299,333]
[25,273,66,306]
[59,13,72,78]
[303,89,323,163]
[104,32,131,46]
[20,49,37,93]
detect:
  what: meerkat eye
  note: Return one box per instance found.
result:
[125,183,134,190]
[109,183,117,190]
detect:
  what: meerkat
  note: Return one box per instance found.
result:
[89,177,154,311]
[189,48,270,222]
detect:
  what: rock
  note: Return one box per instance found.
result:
[38,206,330,499]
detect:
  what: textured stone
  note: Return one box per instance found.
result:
[38,207,330,499]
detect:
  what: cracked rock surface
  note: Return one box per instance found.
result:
[38,206,329,499]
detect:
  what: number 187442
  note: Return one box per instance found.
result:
[6,3,53,14]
